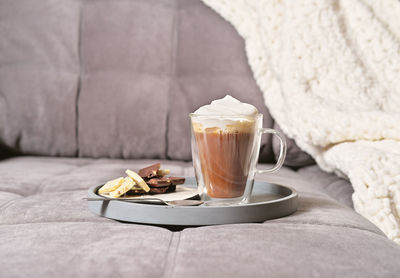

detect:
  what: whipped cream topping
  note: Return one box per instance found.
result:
[194,95,258,116]
[192,95,259,130]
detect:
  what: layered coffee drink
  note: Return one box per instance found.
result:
[191,95,258,199]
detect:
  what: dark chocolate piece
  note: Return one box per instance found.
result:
[138,163,160,179]
[169,177,185,185]
[147,177,171,187]
[126,184,175,195]
[126,189,146,195]
[165,184,176,193]
[149,184,176,194]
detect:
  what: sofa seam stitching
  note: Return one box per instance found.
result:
[0,220,165,227]
[165,0,179,160]
[161,232,177,278]
[75,0,84,157]
[0,221,384,238]
[0,197,23,215]
[171,233,181,278]
[261,221,384,237]
[0,220,111,226]
[162,232,181,278]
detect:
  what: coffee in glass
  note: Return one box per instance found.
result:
[190,95,286,205]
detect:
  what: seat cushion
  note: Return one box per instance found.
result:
[0,156,399,278]
[298,165,355,208]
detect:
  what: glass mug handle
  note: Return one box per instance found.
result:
[256,128,287,174]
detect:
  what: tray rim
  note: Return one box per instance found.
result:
[88,177,297,209]
[87,177,298,226]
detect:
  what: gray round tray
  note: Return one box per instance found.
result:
[87,177,298,226]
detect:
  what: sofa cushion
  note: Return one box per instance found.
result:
[298,165,355,208]
[174,224,399,278]
[78,0,274,160]
[0,0,80,156]
[167,0,274,161]
[0,156,399,278]
[0,222,172,278]
[0,0,274,161]
[77,0,174,159]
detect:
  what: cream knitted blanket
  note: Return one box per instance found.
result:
[201,0,400,243]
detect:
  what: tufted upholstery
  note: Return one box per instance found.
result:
[0,0,274,161]
[0,156,400,277]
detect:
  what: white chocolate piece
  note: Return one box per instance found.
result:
[109,177,136,198]
[157,169,170,176]
[126,169,150,192]
[98,177,124,194]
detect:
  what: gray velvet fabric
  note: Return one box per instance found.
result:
[78,0,174,159]
[298,165,355,208]
[0,0,274,161]
[0,0,80,156]
[0,156,399,278]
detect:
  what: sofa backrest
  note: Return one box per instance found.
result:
[0,0,274,161]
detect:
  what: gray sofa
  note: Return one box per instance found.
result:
[1,0,399,277]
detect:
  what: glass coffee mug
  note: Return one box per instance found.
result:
[190,113,287,205]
